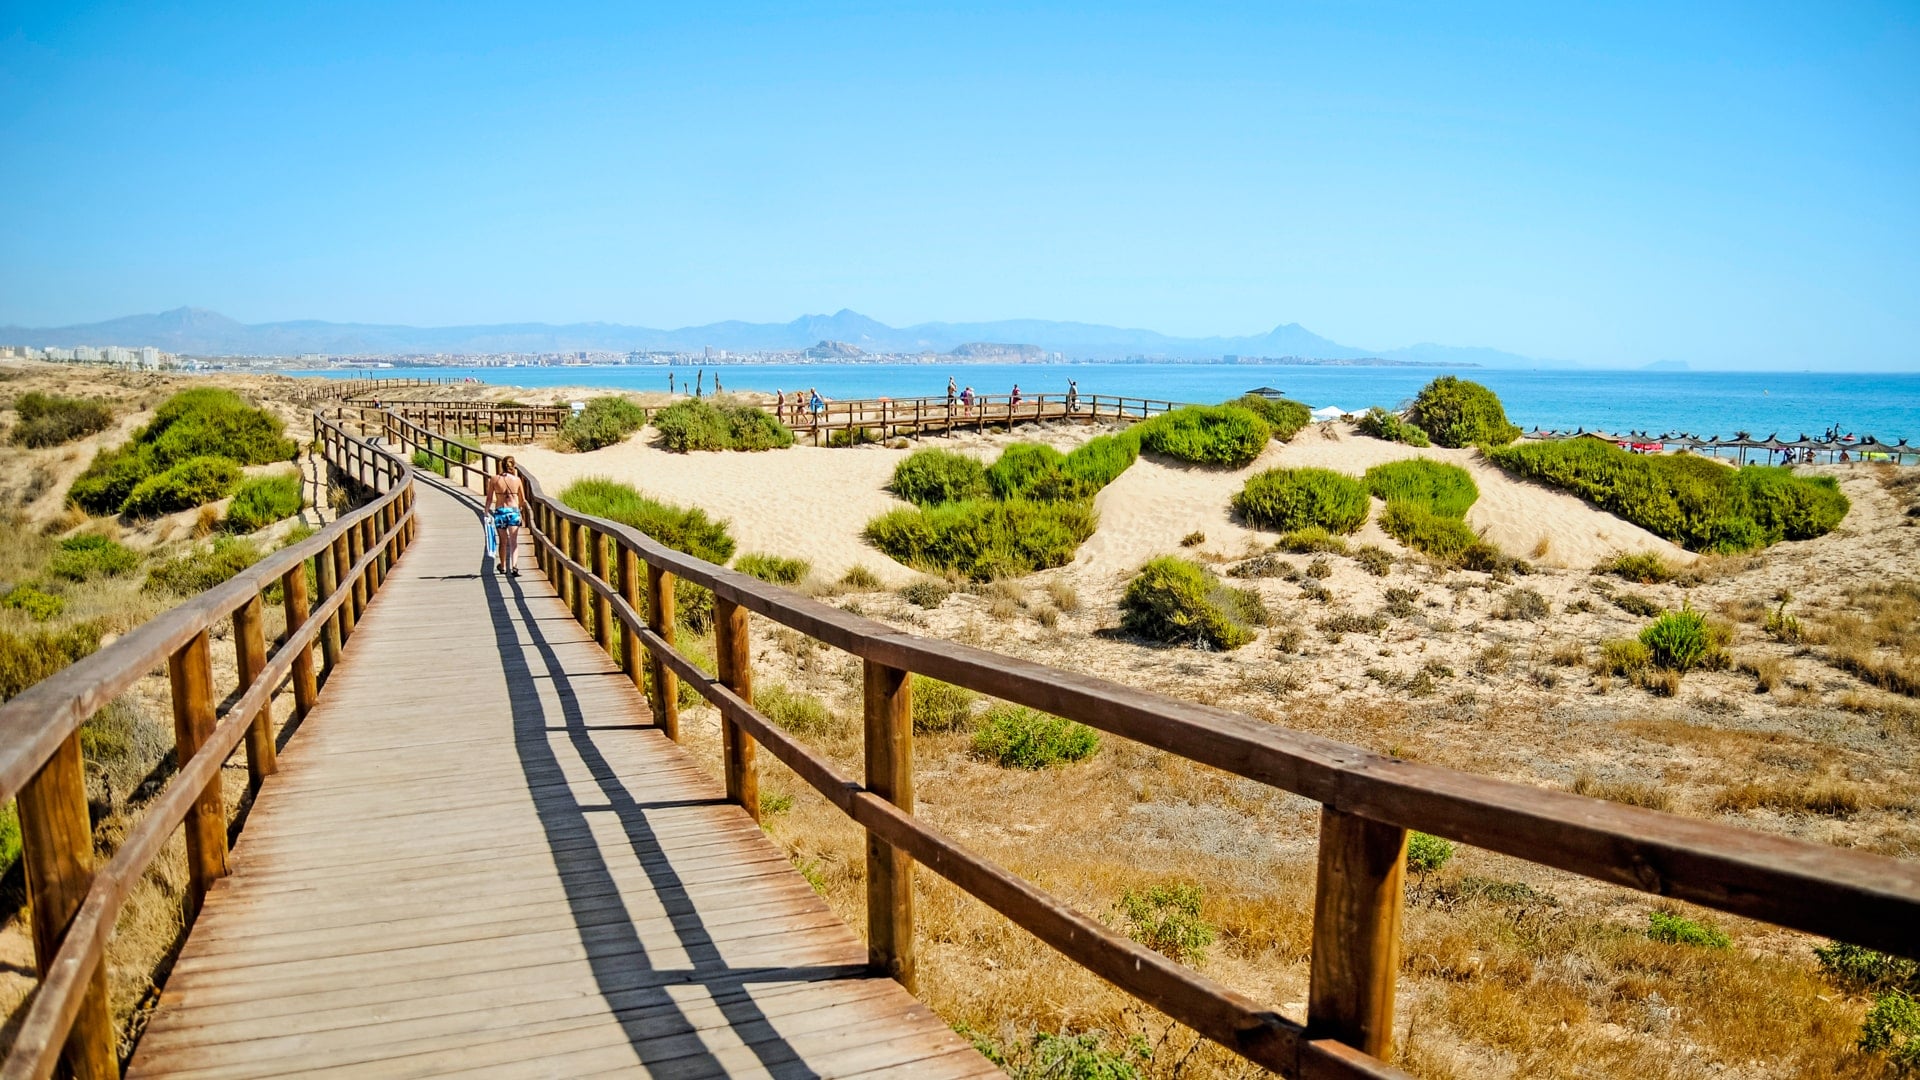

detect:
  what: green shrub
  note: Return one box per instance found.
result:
[970,705,1099,769]
[120,455,242,518]
[1119,556,1264,650]
[756,683,835,735]
[864,498,1096,581]
[1364,459,1478,518]
[827,425,881,447]
[1277,527,1348,554]
[1406,831,1455,875]
[652,399,794,452]
[1487,439,1848,552]
[1378,501,1484,562]
[1613,591,1663,617]
[1024,1032,1151,1080]
[556,396,648,452]
[735,553,810,585]
[0,803,17,874]
[840,565,882,589]
[411,449,448,477]
[1815,942,1920,995]
[1409,376,1521,448]
[1861,990,1920,1068]
[68,445,155,514]
[142,388,297,467]
[1639,608,1724,671]
[1061,432,1141,492]
[223,473,303,532]
[890,449,990,506]
[1234,467,1369,534]
[1354,406,1430,447]
[1231,395,1312,441]
[1136,405,1270,467]
[911,675,978,732]
[559,478,735,564]
[11,392,114,447]
[900,579,951,608]
[1354,545,1394,576]
[1603,551,1675,584]
[1,586,64,621]
[49,534,138,580]
[0,621,104,699]
[1600,638,1652,675]
[1647,909,1730,948]
[1117,883,1215,962]
[144,536,262,595]
[987,443,1071,500]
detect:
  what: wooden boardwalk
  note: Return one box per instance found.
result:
[128,481,989,1078]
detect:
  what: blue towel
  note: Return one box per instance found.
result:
[485,519,498,559]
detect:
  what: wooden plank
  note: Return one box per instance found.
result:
[1307,807,1407,1059]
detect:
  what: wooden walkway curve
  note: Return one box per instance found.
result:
[126,481,989,1079]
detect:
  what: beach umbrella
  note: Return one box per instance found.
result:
[1310,405,1347,421]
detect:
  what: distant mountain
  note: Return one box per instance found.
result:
[0,306,1571,368]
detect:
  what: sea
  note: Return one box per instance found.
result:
[290,364,1920,444]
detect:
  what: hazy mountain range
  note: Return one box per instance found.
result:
[1,306,1571,368]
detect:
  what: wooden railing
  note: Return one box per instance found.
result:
[289,376,456,405]
[384,408,1920,1078]
[373,402,573,444]
[772,392,1182,444]
[0,414,417,1080]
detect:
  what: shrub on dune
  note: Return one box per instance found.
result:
[1233,467,1370,534]
[735,552,811,585]
[1120,556,1267,650]
[10,392,114,448]
[1136,405,1270,467]
[1409,377,1521,448]
[69,388,294,515]
[556,396,648,452]
[1231,395,1312,441]
[223,473,304,532]
[120,456,242,519]
[1364,459,1478,518]
[1355,406,1430,447]
[890,449,991,506]
[652,398,793,452]
[864,498,1095,581]
[558,477,735,564]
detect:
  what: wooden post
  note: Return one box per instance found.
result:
[233,594,277,791]
[570,520,591,626]
[168,631,227,918]
[332,534,356,641]
[1306,806,1407,1059]
[284,561,319,718]
[863,660,916,991]
[646,564,679,740]
[591,528,611,652]
[557,518,576,614]
[715,596,758,820]
[17,733,117,1078]
[348,520,368,623]
[315,539,341,671]
[619,546,643,688]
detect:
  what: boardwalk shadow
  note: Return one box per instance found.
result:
[469,497,830,1078]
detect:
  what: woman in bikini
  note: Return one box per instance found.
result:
[486,456,525,577]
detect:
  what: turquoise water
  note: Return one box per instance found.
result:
[294,364,1920,443]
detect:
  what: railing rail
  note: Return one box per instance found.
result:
[0,414,417,1080]
[769,392,1183,444]
[382,407,1920,1078]
[289,376,455,405]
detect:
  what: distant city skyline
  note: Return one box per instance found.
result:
[2,2,1915,371]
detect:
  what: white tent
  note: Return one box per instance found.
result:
[1310,405,1349,421]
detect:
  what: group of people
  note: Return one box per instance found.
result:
[772,388,827,424]
[939,376,1079,415]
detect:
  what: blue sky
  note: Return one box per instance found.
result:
[2,1,1915,369]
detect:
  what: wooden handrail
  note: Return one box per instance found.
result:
[0,412,418,1080]
[384,405,1920,1077]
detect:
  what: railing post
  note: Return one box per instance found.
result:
[168,630,227,918]
[348,520,368,624]
[556,517,575,614]
[714,596,758,820]
[862,659,916,991]
[1307,806,1407,1060]
[570,521,591,627]
[283,560,319,718]
[646,564,679,740]
[233,594,277,791]
[17,732,116,1078]
[591,527,611,652]
[619,546,642,688]
[333,534,356,640]
[314,538,341,672]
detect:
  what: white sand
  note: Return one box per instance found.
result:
[505,422,1687,585]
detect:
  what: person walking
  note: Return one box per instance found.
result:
[1010,383,1022,408]
[486,456,525,578]
[946,376,958,410]
[960,385,975,413]
[775,389,786,422]
[809,388,825,423]
[1065,379,1079,413]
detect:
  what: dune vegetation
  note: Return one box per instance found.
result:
[555,395,648,452]
[8,391,114,448]
[1408,376,1522,448]
[652,397,794,452]
[1233,467,1371,534]
[69,388,296,516]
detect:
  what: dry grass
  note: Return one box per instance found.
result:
[1815,580,1920,696]
[1714,779,1868,818]
[1569,770,1673,810]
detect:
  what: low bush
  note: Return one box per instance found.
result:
[1,585,64,621]
[1228,554,1295,579]
[911,675,978,732]
[1600,638,1653,675]
[889,449,990,506]
[1354,545,1394,576]
[756,683,835,735]
[223,473,303,532]
[1364,459,1478,518]
[840,565,882,589]
[120,455,242,518]
[1136,405,1270,467]
[144,536,262,595]
[1117,882,1215,962]
[1409,376,1521,448]
[969,705,1099,769]
[1231,395,1312,441]
[1378,500,1484,563]
[1488,438,1849,552]
[11,392,114,447]
[1495,587,1550,621]
[864,498,1096,581]
[1277,527,1347,554]
[1061,432,1141,492]
[1639,607,1728,671]
[652,399,794,452]
[1354,406,1430,447]
[735,553,810,585]
[1602,551,1676,584]
[1318,609,1388,640]
[1612,591,1663,617]
[562,478,734,629]
[1647,909,1730,948]
[986,443,1070,500]
[1860,989,1920,1069]
[827,425,881,447]
[72,389,294,516]
[411,449,448,477]
[1234,467,1369,534]
[556,396,648,452]
[1407,831,1455,876]
[49,534,138,580]
[899,578,951,608]
[0,621,104,699]
[1814,942,1920,996]
[1119,556,1265,650]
